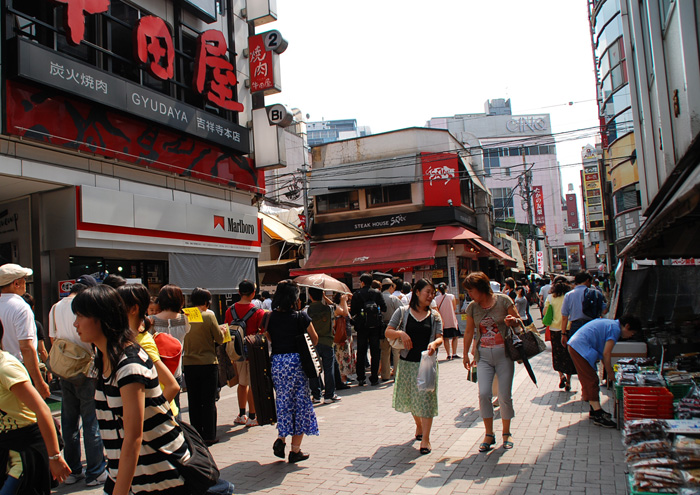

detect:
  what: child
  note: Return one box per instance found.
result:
[0,319,70,494]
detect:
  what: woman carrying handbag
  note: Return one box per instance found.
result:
[462,272,521,453]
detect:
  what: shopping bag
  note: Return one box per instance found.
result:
[417,350,438,392]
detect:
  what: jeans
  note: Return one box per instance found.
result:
[207,479,235,495]
[60,378,106,481]
[309,344,336,399]
[476,347,515,420]
[183,364,219,442]
[356,330,381,384]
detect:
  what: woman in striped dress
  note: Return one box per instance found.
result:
[71,285,190,495]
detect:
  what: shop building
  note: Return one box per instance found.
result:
[0,0,287,319]
[291,127,515,297]
[588,0,642,265]
[427,99,565,273]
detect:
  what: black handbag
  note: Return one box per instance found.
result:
[504,323,546,361]
[175,420,220,494]
[294,312,322,379]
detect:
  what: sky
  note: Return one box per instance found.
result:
[266,0,600,194]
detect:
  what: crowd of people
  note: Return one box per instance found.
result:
[0,260,638,494]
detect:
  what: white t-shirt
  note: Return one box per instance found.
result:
[48,296,93,353]
[0,293,37,361]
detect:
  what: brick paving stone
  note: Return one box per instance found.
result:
[51,315,630,495]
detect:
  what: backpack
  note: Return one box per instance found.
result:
[359,298,382,329]
[153,332,183,375]
[582,288,604,320]
[226,307,257,362]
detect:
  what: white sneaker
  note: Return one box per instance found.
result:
[245,417,259,427]
[64,472,85,485]
[234,415,248,425]
[86,470,108,487]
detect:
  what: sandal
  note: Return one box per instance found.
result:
[415,434,423,441]
[478,433,496,452]
[559,376,566,389]
[503,433,514,450]
[419,446,431,455]
[565,378,571,392]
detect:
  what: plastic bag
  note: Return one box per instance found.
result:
[417,350,438,392]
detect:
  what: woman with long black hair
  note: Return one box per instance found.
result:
[264,280,319,463]
[72,285,191,495]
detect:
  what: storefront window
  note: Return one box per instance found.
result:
[366,184,411,207]
[316,190,360,213]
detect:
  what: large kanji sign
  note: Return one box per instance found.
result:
[46,0,242,113]
[532,185,545,226]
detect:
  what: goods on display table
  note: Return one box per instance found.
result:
[624,419,700,494]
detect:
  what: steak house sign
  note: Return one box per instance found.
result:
[22,0,249,152]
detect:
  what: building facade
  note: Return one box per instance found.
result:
[616,0,700,259]
[292,127,515,298]
[0,0,283,319]
[307,119,371,147]
[427,99,565,273]
[588,0,642,264]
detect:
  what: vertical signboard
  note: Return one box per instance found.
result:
[532,186,545,226]
[566,193,579,229]
[582,162,605,232]
[421,153,461,207]
[536,251,544,275]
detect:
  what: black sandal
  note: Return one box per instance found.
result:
[479,433,496,452]
[503,433,514,450]
[419,446,431,455]
[415,434,423,441]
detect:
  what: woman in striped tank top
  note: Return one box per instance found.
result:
[71,285,191,495]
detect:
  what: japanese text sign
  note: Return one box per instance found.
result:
[194,30,243,112]
[532,185,545,226]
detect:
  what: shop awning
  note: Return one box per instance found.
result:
[259,212,304,245]
[432,226,480,242]
[472,238,517,265]
[169,253,255,294]
[497,233,526,271]
[258,259,298,268]
[290,231,437,276]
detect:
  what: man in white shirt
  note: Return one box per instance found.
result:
[538,276,553,319]
[261,291,272,311]
[49,275,107,486]
[0,264,50,399]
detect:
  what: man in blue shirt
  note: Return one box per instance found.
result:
[568,315,641,428]
[561,271,607,346]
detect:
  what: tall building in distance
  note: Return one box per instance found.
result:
[428,99,566,272]
[588,0,641,264]
[307,119,371,147]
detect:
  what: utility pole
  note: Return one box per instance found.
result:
[521,147,536,269]
[300,152,311,261]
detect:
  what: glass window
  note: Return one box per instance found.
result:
[606,108,634,145]
[614,185,641,214]
[658,0,675,31]
[594,0,618,32]
[460,179,474,209]
[366,184,411,207]
[603,85,631,122]
[640,0,655,84]
[492,187,515,220]
[483,149,500,174]
[596,13,623,55]
[316,191,359,213]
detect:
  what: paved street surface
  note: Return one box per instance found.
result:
[54,321,627,495]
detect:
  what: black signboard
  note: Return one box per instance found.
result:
[16,38,249,154]
[312,207,478,237]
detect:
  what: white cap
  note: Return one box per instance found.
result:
[0,264,33,286]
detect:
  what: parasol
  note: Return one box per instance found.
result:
[293,273,351,294]
[511,332,538,387]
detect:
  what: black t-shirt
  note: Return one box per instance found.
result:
[402,312,433,363]
[268,310,312,355]
[35,320,45,341]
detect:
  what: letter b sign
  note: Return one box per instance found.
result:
[266,104,293,127]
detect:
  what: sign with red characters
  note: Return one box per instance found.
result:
[421,153,461,207]
[532,185,545,226]
[46,0,241,114]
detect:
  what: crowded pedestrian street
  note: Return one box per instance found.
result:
[54,316,627,495]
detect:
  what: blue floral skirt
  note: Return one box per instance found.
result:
[271,353,319,437]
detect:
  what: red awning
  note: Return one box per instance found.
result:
[432,226,480,242]
[290,232,437,276]
[473,238,517,264]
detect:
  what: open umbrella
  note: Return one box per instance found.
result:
[293,273,351,294]
[511,333,538,387]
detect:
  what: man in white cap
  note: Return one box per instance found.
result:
[0,263,51,398]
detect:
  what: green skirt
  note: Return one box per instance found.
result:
[392,359,438,418]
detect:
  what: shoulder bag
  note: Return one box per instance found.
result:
[541,303,554,326]
[504,321,547,361]
[48,339,94,385]
[333,316,347,345]
[295,312,322,379]
[175,419,220,494]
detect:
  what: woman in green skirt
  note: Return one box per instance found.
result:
[385,279,443,455]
